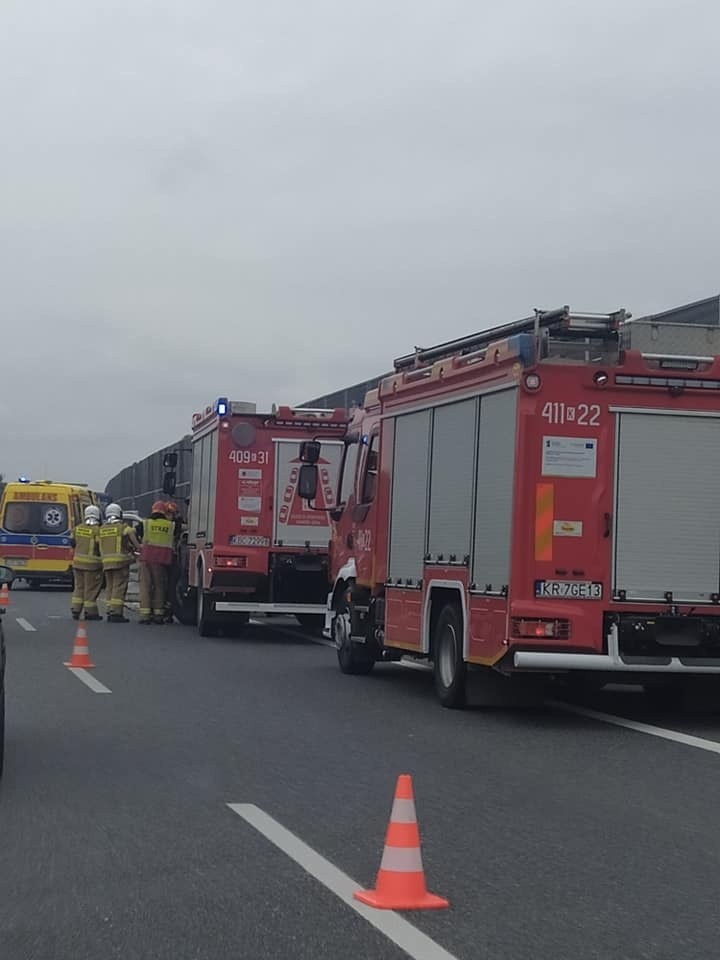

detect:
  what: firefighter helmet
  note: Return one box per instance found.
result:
[105,503,123,522]
[165,501,178,515]
[84,505,101,524]
[151,500,168,516]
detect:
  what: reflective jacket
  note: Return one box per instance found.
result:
[72,524,101,570]
[99,523,136,570]
[140,516,173,566]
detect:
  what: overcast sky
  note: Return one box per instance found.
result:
[1,0,718,489]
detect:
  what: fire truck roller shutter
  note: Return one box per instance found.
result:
[388,410,432,584]
[472,388,518,593]
[614,411,720,603]
[427,399,477,562]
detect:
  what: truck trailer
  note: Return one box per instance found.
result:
[297,306,720,706]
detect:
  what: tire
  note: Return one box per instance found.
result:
[173,579,197,626]
[433,603,466,708]
[297,614,325,634]
[196,575,216,638]
[334,590,374,675]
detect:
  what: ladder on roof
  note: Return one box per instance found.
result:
[393,306,629,372]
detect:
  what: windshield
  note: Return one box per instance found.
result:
[338,437,360,505]
[2,500,69,535]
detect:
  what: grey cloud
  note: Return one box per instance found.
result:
[1,0,719,488]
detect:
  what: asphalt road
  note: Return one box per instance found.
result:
[3,586,720,960]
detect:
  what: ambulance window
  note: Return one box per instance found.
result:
[339,437,360,505]
[361,435,379,504]
[3,501,69,534]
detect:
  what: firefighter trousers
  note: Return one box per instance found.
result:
[139,563,169,620]
[104,566,130,616]
[71,567,103,616]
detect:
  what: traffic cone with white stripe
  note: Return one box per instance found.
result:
[64,625,95,668]
[354,774,449,910]
[0,583,9,610]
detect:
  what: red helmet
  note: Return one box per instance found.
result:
[151,500,167,515]
[165,501,179,515]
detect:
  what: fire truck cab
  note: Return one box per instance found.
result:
[299,307,720,707]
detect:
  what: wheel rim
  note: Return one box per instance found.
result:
[334,612,351,652]
[438,624,457,688]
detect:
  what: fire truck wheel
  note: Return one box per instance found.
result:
[172,581,197,626]
[196,587,217,637]
[433,603,466,708]
[334,598,374,675]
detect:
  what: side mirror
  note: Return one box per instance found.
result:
[298,464,318,501]
[0,564,13,585]
[163,452,178,469]
[300,440,321,464]
[163,472,177,496]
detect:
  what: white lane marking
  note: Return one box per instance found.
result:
[67,668,112,694]
[550,700,720,756]
[228,804,458,960]
[16,617,36,632]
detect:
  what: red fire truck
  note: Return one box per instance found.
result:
[170,399,346,635]
[297,307,720,706]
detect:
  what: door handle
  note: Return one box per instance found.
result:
[603,513,612,538]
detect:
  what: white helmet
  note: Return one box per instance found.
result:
[84,505,101,524]
[105,503,123,522]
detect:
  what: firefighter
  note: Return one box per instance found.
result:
[99,503,140,623]
[137,501,174,625]
[70,504,103,621]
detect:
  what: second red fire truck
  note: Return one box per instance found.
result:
[298,307,720,706]
[169,400,346,635]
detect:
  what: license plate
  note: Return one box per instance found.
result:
[3,557,27,567]
[229,535,270,547]
[535,579,602,600]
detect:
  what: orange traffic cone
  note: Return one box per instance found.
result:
[64,625,95,668]
[354,774,449,910]
[0,583,9,609]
